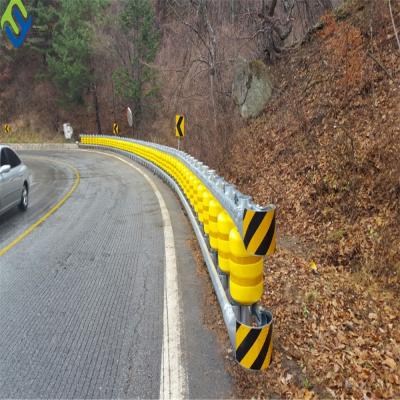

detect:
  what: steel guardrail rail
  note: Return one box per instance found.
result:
[81,135,276,257]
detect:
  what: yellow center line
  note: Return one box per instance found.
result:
[0,158,80,257]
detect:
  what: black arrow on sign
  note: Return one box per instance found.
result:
[176,116,184,137]
[113,123,119,135]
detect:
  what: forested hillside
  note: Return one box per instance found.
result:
[0,0,338,145]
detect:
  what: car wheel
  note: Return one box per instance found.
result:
[19,185,28,211]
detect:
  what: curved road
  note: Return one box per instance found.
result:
[0,150,231,399]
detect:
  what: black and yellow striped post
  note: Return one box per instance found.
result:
[235,311,273,370]
[228,208,276,370]
[242,207,276,256]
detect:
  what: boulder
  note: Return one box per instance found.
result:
[232,58,273,119]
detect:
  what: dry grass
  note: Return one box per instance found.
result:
[3,131,66,144]
[0,115,66,143]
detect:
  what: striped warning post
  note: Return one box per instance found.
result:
[235,320,273,370]
[242,208,276,256]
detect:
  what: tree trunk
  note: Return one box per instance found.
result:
[230,0,240,24]
[93,83,102,134]
[268,0,278,16]
[156,0,167,23]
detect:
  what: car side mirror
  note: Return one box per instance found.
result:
[0,165,11,174]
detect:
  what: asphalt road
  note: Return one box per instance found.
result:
[0,150,231,399]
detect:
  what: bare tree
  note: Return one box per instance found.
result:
[156,0,167,23]
[166,0,239,165]
[256,0,295,63]
[171,0,221,131]
[242,0,334,63]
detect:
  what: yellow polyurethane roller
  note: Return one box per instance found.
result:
[229,227,264,305]
[217,211,234,274]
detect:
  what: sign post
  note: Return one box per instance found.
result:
[175,115,184,150]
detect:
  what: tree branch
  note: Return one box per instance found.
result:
[169,5,213,61]
[268,0,278,17]
[389,0,400,52]
[367,51,394,80]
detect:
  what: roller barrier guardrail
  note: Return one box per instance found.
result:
[80,134,276,371]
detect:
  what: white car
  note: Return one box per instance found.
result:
[0,145,31,215]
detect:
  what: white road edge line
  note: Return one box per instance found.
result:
[82,150,188,399]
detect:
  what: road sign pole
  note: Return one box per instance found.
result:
[178,137,180,151]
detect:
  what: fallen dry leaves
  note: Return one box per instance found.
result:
[193,2,400,399]
[193,238,400,399]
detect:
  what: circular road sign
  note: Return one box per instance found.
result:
[127,107,133,127]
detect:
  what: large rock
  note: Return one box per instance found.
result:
[232,58,273,119]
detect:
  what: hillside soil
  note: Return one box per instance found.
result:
[199,2,399,399]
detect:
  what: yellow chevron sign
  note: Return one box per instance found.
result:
[236,320,273,370]
[113,123,120,136]
[4,124,11,133]
[242,208,276,256]
[176,115,184,137]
